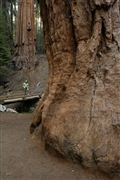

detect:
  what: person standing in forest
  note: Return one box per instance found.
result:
[23,80,29,95]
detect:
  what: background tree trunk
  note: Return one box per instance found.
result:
[14,0,36,70]
[31,0,120,174]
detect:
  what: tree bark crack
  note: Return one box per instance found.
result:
[89,77,97,129]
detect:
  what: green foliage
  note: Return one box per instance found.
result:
[35,0,45,54]
[36,27,45,54]
[0,9,11,77]
[0,66,10,79]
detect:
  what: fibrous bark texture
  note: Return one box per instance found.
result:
[13,0,36,70]
[31,0,120,174]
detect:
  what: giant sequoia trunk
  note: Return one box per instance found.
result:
[31,0,120,174]
[14,0,36,70]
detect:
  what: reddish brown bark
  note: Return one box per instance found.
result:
[13,0,36,70]
[31,0,120,174]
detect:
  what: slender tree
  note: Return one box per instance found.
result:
[13,0,36,70]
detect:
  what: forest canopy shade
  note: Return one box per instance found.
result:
[31,0,120,174]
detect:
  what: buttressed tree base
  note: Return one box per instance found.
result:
[31,0,120,174]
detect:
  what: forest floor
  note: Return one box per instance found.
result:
[0,113,119,180]
[0,55,48,111]
[0,55,48,97]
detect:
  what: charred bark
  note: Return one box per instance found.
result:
[31,0,120,174]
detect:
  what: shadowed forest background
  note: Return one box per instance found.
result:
[0,0,48,114]
[0,0,45,90]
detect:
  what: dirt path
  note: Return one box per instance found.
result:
[0,113,119,180]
